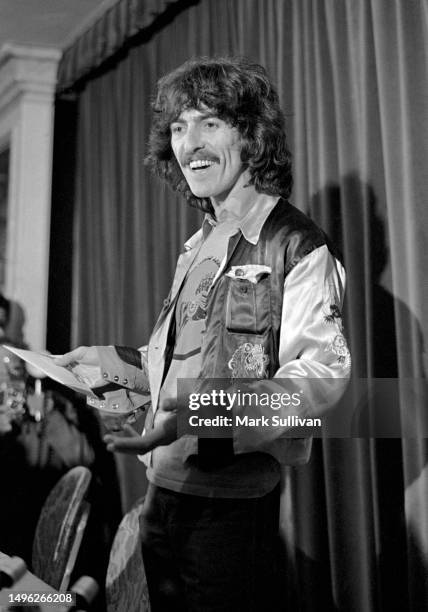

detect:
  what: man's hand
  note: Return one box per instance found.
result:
[104,410,178,454]
[54,346,100,368]
[104,424,148,454]
[54,346,104,387]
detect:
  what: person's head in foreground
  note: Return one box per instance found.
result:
[145,56,292,212]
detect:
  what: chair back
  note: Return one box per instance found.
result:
[32,466,91,591]
[106,497,150,612]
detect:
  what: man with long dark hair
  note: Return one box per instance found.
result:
[57,57,350,611]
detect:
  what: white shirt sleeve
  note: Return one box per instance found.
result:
[276,244,350,379]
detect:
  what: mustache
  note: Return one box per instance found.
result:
[180,153,220,166]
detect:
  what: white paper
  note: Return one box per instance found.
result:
[3,345,97,398]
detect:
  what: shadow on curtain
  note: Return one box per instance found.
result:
[49,1,428,610]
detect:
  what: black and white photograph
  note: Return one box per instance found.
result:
[0,1,427,611]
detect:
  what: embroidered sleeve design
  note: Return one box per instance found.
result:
[323,303,342,325]
[326,333,351,369]
[322,286,351,369]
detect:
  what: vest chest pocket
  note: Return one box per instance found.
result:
[225,275,271,334]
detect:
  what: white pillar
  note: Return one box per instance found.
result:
[0,44,61,350]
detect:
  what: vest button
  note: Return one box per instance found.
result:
[235,268,244,276]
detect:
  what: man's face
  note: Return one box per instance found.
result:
[170,108,244,205]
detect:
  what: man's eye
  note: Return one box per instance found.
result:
[171,125,183,134]
[204,121,218,129]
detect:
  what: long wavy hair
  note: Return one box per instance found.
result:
[145,56,293,212]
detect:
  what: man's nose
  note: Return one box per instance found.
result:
[183,125,203,153]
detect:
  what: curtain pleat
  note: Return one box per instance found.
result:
[63,1,428,609]
[57,0,188,90]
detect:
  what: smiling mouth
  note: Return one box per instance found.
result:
[188,160,217,170]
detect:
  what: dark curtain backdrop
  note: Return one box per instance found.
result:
[52,1,428,610]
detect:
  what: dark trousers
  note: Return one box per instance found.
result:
[140,483,282,612]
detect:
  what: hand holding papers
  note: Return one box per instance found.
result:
[2,346,148,431]
[3,346,97,397]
